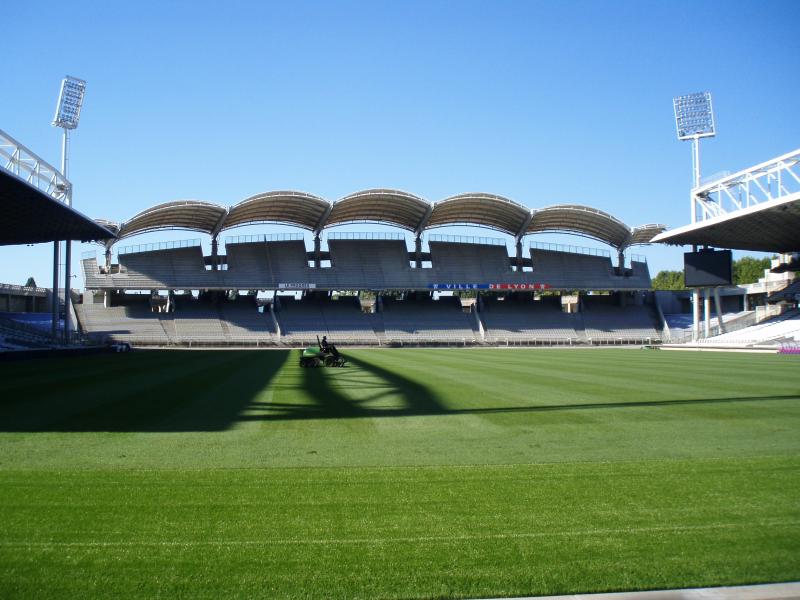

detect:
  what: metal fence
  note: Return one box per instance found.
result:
[429,233,506,246]
[118,239,201,255]
[328,231,405,241]
[530,241,611,257]
[224,233,304,244]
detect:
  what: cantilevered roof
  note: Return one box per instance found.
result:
[0,170,114,245]
[652,193,800,253]
[95,219,120,237]
[101,190,661,250]
[326,189,430,231]
[428,193,531,237]
[224,191,329,232]
[528,204,634,248]
[628,223,668,246]
[116,200,227,239]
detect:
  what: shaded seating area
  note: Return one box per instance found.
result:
[115,247,214,289]
[581,296,661,343]
[379,295,478,344]
[224,240,310,288]
[326,239,416,289]
[481,296,580,343]
[275,295,379,345]
[429,241,513,282]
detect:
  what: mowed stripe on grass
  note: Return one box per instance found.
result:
[0,349,798,598]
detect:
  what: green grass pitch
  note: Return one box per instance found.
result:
[0,348,798,599]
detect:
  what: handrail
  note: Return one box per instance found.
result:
[429,233,506,246]
[530,241,611,257]
[328,231,404,241]
[224,233,304,244]
[118,239,201,255]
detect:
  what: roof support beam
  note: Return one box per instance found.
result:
[515,210,535,243]
[210,208,230,240]
[314,202,334,235]
[414,203,434,237]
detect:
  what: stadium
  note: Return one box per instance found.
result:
[2,4,800,600]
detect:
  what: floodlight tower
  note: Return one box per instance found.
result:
[52,76,86,344]
[673,91,716,341]
[673,92,716,219]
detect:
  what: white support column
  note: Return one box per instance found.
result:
[713,287,725,333]
[703,288,711,338]
[692,289,700,341]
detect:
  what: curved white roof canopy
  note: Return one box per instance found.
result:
[528,205,630,248]
[116,200,227,239]
[102,192,664,251]
[326,189,430,232]
[428,193,531,237]
[224,191,329,232]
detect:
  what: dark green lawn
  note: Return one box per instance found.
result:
[1,349,798,598]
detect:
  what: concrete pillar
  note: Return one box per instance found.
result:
[415,235,422,268]
[692,289,700,341]
[703,288,711,338]
[211,237,219,270]
[617,250,625,272]
[713,287,725,333]
[105,247,112,270]
[314,234,321,268]
[516,239,523,272]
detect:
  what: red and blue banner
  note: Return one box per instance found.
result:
[428,283,551,290]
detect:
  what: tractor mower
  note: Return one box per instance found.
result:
[299,336,346,367]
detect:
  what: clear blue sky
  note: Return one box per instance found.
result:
[2,0,799,288]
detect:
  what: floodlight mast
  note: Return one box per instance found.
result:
[52,76,86,344]
[673,91,716,342]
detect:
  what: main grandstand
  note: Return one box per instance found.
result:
[75,190,666,347]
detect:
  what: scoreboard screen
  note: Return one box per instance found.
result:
[684,249,733,287]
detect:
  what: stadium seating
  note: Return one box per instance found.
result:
[76,297,173,345]
[224,241,310,289]
[218,296,277,342]
[664,311,753,342]
[276,295,379,345]
[117,247,213,289]
[529,249,650,290]
[74,238,666,347]
[379,295,478,344]
[326,240,417,289]
[429,241,513,282]
[83,240,655,292]
[480,296,581,344]
[699,310,800,347]
[581,296,661,343]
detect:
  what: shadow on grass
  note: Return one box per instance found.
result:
[1,349,796,431]
[238,351,443,422]
[243,352,799,422]
[0,350,290,432]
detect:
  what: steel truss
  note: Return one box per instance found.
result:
[0,128,71,204]
[693,148,800,221]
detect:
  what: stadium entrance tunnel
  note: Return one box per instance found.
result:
[244,351,444,422]
[0,350,292,432]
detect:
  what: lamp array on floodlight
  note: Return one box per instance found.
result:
[673,92,715,140]
[52,76,86,130]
